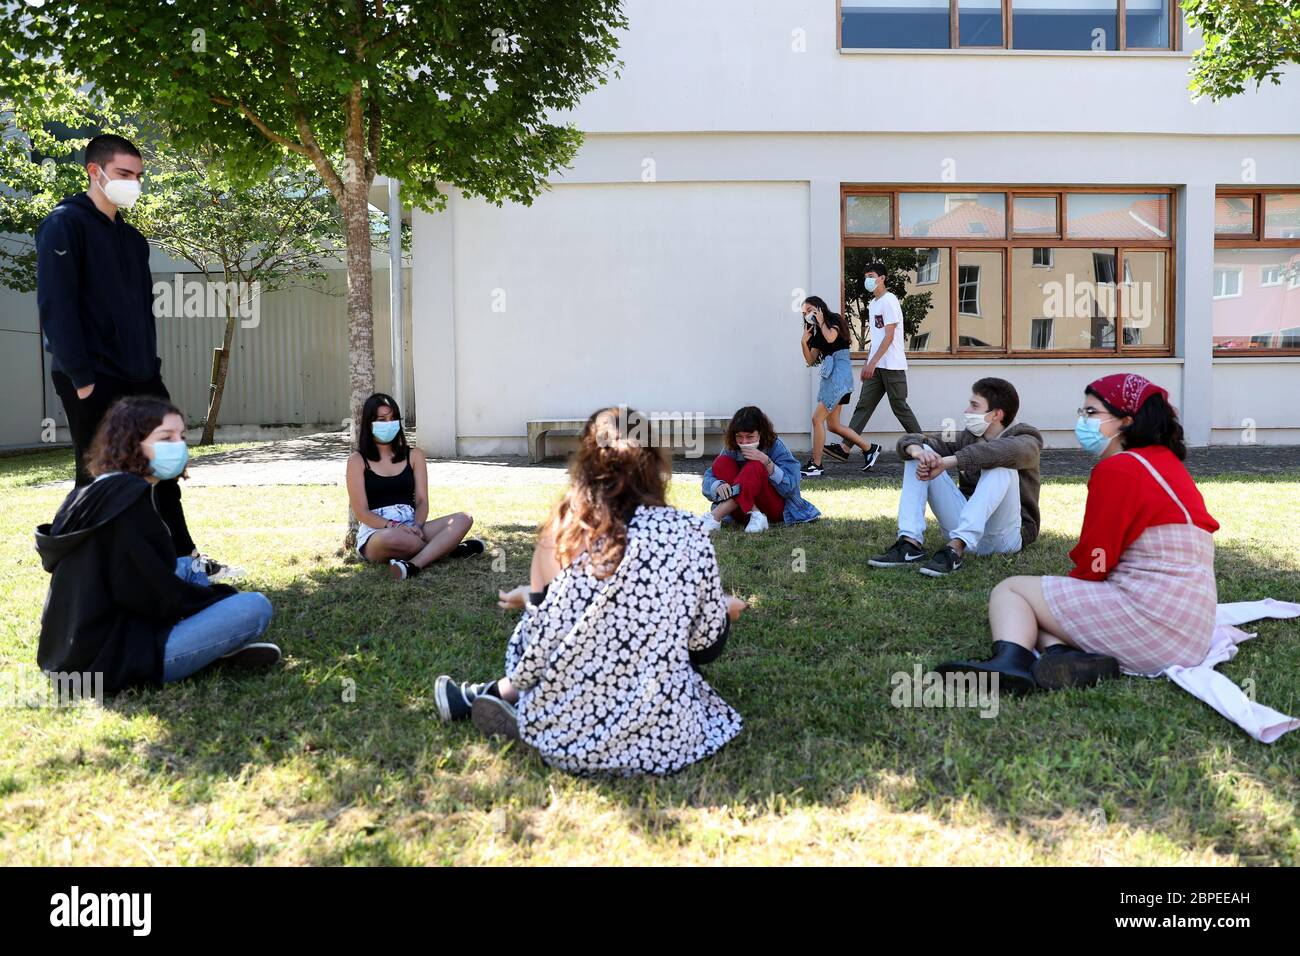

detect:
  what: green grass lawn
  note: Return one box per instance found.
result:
[2,449,1298,865]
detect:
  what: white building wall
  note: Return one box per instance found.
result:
[409,0,1300,456]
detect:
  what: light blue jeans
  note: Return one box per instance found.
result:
[175,556,211,587]
[162,592,274,682]
[897,458,1022,556]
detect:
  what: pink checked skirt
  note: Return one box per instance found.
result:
[1041,523,1217,675]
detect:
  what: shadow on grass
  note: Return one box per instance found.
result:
[52,503,1298,864]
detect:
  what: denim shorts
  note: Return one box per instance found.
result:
[356,504,418,556]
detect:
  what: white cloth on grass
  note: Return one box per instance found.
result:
[1152,598,1300,744]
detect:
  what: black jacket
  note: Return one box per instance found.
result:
[35,192,161,388]
[35,474,235,693]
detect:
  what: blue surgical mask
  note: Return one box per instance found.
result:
[864,276,878,293]
[371,420,400,443]
[149,440,189,480]
[1074,416,1111,457]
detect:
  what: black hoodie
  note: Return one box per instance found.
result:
[35,192,161,389]
[35,474,235,693]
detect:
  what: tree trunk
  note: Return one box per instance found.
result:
[200,307,239,446]
[339,154,377,550]
[342,181,377,442]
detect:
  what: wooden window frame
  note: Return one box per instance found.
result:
[1212,187,1300,356]
[840,184,1177,359]
[837,0,1181,52]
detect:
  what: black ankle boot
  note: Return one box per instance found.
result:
[935,640,1039,695]
[1031,645,1120,691]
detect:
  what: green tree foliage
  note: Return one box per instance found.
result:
[3,0,628,429]
[1183,0,1300,100]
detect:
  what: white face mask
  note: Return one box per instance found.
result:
[964,411,993,436]
[97,170,141,209]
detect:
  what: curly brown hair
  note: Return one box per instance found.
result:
[543,407,670,578]
[86,396,185,479]
[723,405,778,452]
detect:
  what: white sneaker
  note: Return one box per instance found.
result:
[700,515,723,533]
[744,510,770,533]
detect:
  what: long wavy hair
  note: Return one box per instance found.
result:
[86,396,185,479]
[543,407,669,578]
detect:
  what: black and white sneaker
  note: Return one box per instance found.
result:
[868,537,929,568]
[472,695,521,741]
[919,545,963,577]
[451,538,487,559]
[822,442,849,463]
[860,443,883,472]
[801,459,824,477]
[218,642,282,667]
[389,558,420,580]
[196,555,246,583]
[434,675,493,722]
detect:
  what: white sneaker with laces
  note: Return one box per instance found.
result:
[744,510,770,533]
[700,514,723,533]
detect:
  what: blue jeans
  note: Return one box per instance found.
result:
[162,592,274,682]
[175,556,211,586]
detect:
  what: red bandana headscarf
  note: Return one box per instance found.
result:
[1087,373,1169,416]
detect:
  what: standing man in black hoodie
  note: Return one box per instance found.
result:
[36,133,212,575]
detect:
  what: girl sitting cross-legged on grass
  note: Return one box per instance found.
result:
[435,406,748,776]
[35,396,278,693]
[937,374,1219,694]
[346,392,485,581]
[700,405,820,533]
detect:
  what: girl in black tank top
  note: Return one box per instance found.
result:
[361,456,415,509]
[346,392,485,580]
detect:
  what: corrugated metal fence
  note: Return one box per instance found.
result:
[154,267,414,427]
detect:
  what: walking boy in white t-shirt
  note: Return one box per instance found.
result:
[828,261,922,470]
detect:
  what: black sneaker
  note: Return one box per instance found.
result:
[822,442,849,463]
[389,558,421,580]
[218,642,282,667]
[1031,646,1121,690]
[435,675,493,722]
[801,459,824,477]
[868,536,929,568]
[472,695,521,741]
[451,538,486,559]
[919,544,963,577]
[860,443,883,472]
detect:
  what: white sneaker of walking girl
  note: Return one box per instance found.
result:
[744,510,770,533]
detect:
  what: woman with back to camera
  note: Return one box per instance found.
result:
[434,407,747,776]
[346,393,484,581]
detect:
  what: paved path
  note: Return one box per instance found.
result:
[35,431,1300,489]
